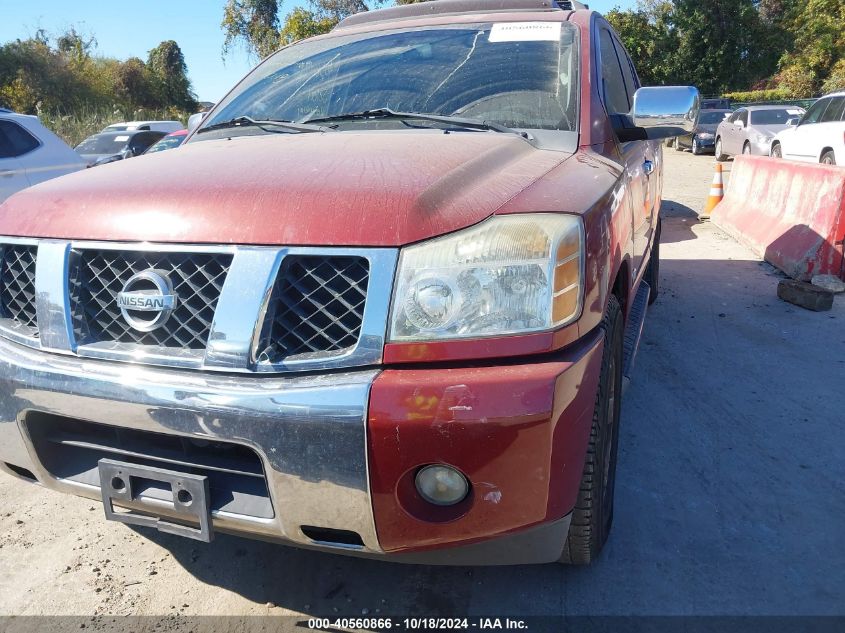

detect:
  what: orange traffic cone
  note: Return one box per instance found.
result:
[700,163,724,219]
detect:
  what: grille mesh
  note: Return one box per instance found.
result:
[0,244,38,335]
[68,250,232,349]
[257,255,369,363]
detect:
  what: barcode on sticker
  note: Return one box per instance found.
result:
[489,22,562,43]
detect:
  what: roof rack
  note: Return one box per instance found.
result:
[336,0,586,31]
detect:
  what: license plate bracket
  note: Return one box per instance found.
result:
[98,458,213,542]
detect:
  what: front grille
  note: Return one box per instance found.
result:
[68,250,232,349]
[25,412,274,519]
[0,244,38,335]
[256,255,369,363]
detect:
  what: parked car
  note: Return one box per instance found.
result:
[0,109,86,203]
[75,130,167,166]
[143,129,188,154]
[675,109,731,155]
[0,0,698,565]
[102,121,184,134]
[770,92,845,165]
[701,97,731,110]
[715,105,806,161]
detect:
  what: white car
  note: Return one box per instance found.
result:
[102,121,184,134]
[770,92,845,165]
[0,109,87,203]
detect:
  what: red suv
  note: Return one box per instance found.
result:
[0,0,698,564]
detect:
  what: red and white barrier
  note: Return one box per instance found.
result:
[711,156,845,281]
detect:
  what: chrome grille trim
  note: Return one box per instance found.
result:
[0,237,398,374]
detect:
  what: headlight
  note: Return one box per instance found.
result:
[388,214,584,342]
[697,132,714,140]
[751,131,772,144]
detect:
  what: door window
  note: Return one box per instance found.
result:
[800,99,830,125]
[819,97,845,123]
[0,121,40,158]
[598,28,630,115]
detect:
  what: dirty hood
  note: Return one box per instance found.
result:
[0,131,569,246]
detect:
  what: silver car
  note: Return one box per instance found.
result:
[715,105,805,161]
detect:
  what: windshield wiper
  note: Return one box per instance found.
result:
[197,115,332,135]
[300,108,529,138]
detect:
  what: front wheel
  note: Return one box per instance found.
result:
[691,137,701,155]
[742,143,751,155]
[821,151,836,165]
[771,144,782,159]
[715,138,728,162]
[674,137,685,151]
[560,294,624,565]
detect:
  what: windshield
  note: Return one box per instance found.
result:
[200,21,578,137]
[145,135,185,153]
[750,109,800,125]
[700,111,729,124]
[75,134,129,154]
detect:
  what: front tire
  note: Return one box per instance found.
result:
[771,143,782,158]
[715,138,728,162]
[560,294,624,565]
[691,137,701,155]
[674,137,685,152]
[821,151,836,165]
[742,143,751,155]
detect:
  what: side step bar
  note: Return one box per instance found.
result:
[621,280,650,393]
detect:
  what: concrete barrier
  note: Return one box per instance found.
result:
[711,156,845,281]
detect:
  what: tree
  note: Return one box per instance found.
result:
[775,0,845,96]
[147,40,197,110]
[606,4,678,85]
[222,0,280,60]
[279,7,336,46]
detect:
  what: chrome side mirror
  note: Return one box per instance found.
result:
[187,111,208,134]
[616,86,701,142]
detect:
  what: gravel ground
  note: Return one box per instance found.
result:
[0,149,842,625]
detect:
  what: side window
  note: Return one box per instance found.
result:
[801,99,829,125]
[598,28,630,115]
[727,111,739,124]
[738,110,749,127]
[0,120,40,158]
[819,97,845,123]
[612,35,640,104]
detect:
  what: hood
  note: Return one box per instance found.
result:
[695,122,720,135]
[0,131,569,247]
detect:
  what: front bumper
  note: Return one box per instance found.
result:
[0,328,602,564]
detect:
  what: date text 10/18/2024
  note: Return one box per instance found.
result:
[308,618,529,630]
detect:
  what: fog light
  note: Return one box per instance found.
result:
[415,464,469,506]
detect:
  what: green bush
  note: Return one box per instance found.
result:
[722,88,796,102]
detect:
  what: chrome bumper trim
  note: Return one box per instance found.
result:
[0,336,383,553]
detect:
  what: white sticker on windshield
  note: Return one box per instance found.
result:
[489,22,561,43]
[114,135,130,142]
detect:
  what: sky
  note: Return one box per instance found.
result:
[0,0,636,103]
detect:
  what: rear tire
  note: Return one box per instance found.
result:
[821,151,836,165]
[715,138,728,162]
[674,137,685,152]
[560,294,624,565]
[643,219,661,305]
